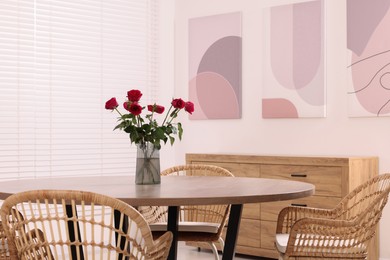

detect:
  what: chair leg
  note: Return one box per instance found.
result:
[218,237,224,253]
[208,242,220,260]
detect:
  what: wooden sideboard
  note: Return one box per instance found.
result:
[185,153,379,259]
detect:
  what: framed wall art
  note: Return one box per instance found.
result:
[262,0,326,118]
[188,12,242,120]
[347,0,390,117]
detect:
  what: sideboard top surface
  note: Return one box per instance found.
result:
[186,153,379,167]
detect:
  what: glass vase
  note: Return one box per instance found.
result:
[135,142,161,185]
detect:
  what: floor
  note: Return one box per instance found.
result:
[177,242,276,260]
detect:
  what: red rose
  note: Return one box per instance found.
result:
[127,89,142,102]
[105,97,119,110]
[123,101,130,111]
[123,101,142,116]
[148,104,165,114]
[171,98,185,109]
[184,101,194,114]
[129,102,143,115]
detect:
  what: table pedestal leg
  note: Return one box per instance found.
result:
[167,206,179,260]
[222,204,243,260]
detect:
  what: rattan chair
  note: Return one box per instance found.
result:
[0,190,173,260]
[138,164,234,260]
[275,173,390,260]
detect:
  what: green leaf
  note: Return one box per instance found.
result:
[154,127,166,139]
[153,141,161,150]
[142,124,152,133]
[122,114,133,119]
[169,136,175,145]
[113,122,124,131]
[129,130,139,143]
[144,135,153,142]
[124,124,132,133]
[178,122,183,140]
[164,125,173,135]
[170,109,178,118]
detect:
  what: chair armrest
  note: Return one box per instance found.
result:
[276,206,336,234]
[149,231,173,259]
[283,217,367,258]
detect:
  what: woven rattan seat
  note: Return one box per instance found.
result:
[275,173,390,260]
[0,189,173,260]
[138,164,234,260]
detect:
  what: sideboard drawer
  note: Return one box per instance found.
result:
[261,164,342,197]
[260,220,277,250]
[243,203,260,220]
[236,218,261,248]
[260,196,341,221]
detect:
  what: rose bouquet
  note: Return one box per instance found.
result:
[105,89,194,184]
[105,89,194,150]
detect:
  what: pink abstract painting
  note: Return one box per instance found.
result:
[188,12,242,120]
[347,0,390,117]
[262,0,325,118]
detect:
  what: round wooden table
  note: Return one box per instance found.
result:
[0,175,315,260]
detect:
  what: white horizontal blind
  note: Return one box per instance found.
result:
[0,0,159,179]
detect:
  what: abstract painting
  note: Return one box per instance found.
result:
[262,0,325,118]
[347,0,390,117]
[188,12,242,120]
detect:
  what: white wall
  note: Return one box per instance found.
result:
[169,0,390,259]
[159,0,176,170]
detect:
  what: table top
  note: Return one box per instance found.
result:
[0,175,314,206]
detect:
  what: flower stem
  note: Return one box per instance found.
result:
[162,105,173,125]
[114,107,123,117]
[137,115,142,127]
[167,108,179,125]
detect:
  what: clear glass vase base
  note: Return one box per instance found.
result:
[135,142,161,185]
